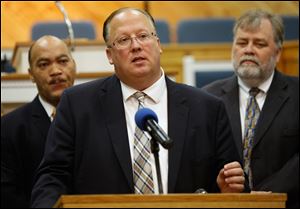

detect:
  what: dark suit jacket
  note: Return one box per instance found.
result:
[1,96,51,208]
[31,75,243,207]
[203,70,299,208]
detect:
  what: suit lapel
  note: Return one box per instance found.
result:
[31,96,51,140]
[221,77,243,159]
[253,71,289,147]
[99,76,133,191]
[166,78,189,193]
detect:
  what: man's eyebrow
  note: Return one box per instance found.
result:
[36,54,69,63]
[35,57,50,64]
[56,54,71,59]
[253,38,268,42]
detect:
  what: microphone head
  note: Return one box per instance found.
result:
[135,108,158,131]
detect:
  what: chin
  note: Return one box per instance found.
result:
[133,67,152,77]
[51,90,64,98]
[237,66,262,80]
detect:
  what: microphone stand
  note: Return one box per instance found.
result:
[55,1,75,51]
[150,139,163,194]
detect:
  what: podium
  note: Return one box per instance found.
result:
[54,193,287,208]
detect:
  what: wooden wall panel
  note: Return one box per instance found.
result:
[1,1,144,49]
[149,1,299,42]
[1,1,299,49]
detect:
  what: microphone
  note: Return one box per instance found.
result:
[55,1,75,51]
[135,108,173,149]
[195,188,207,194]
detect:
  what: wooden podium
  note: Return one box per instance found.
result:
[53,193,287,208]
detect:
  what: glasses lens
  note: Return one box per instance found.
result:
[114,33,156,49]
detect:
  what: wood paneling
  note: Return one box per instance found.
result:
[149,1,299,42]
[1,1,298,49]
[53,193,287,208]
[1,1,144,49]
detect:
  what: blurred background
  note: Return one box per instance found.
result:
[1,1,299,48]
[1,1,299,114]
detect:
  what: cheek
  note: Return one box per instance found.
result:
[258,52,272,64]
[233,47,243,55]
[34,75,47,85]
[231,49,240,60]
[112,52,130,64]
[66,69,76,80]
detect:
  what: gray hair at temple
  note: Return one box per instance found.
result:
[233,9,284,49]
[102,7,157,45]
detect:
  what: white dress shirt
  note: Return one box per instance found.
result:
[38,95,55,122]
[121,69,169,194]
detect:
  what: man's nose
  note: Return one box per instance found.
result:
[130,37,142,49]
[243,43,255,54]
[50,63,63,75]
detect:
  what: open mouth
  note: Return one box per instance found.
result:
[132,56,146,63]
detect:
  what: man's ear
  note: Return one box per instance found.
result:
[28,68,35,83]
[72,58,77,72]
[275,47,282,63]
[157,38,163,54]
[106,48,114,65]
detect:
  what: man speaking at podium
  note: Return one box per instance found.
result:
[31,8,246,208]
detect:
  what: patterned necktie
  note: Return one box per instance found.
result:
[132,91,154,194]
[51,107,56,121]
[243,87,260,189]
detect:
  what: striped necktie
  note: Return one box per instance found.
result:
[243,87,260,189]
[132,91,154,194]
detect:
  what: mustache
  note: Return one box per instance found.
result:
[49,77,67,85]
[239,55,260,66]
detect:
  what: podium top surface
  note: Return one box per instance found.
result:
[54,193,287,208]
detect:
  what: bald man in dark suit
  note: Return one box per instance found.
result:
[31,8,247,208]
[1,35,76,208]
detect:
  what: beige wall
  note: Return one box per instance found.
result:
[1,1,299,49]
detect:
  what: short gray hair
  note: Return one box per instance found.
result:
[233,9,284,49]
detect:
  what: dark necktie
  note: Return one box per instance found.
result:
[132,91,154,194]
[243,87,260,189]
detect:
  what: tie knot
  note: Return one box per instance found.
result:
[249,87,260,97]
[133,91,146,106]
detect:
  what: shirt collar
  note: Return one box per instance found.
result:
[38,95,55,118]
[121,68,167,104]
[238,70,274,94]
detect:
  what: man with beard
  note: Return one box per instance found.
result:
[203,9,298,208]
[1,35,76,208]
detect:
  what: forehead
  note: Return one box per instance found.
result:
[109,10,154,37]
[31,39,69,61]
[235,19,274,40]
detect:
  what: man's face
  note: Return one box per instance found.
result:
[29,37,76,106]
[232,19,281,86]
[105,10,162,90]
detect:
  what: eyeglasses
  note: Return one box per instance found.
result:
[108,32,157,49]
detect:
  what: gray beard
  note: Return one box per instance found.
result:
[236,65,263,80]
[233,56,276,85]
